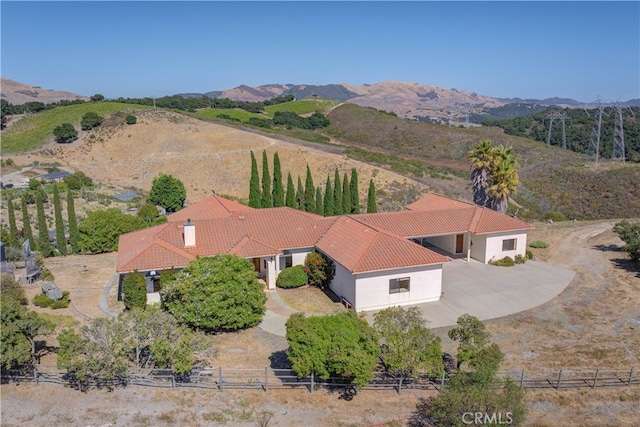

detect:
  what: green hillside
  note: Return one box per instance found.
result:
[325,104,640,220]
[1,102,150,152]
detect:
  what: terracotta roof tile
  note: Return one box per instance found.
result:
[167,194,251,222]
[406,193,474,211]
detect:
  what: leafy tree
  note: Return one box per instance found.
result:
[285,311,380,389]
[261,150,272,208]
[21,196,35,251]
[333,168,343,215]
[285,172,296,208]
[447,314,491,369]
[6,198,20,248]
[90,94,105,102]
[147,174,186,213]
[249,151,261,208]
[80,112,104,130]
[53,185,67,255]
[304,165,315,213]
[373,306,443,379]
[272,152,284,207]
[122,271,147,311]
[416,314,527,426]
[28,178,41,191]
[78,208,146,253]
[162,255,267,332]
[1,274,27,305]
[304,251,334,289]
[137,204,160,223]
[342,172,351,215]
[53,123,78,143]
[323,176,334,217]
[125,115,137,125]
[350,168,360,214]
[366,179,377,213]
[1,290,54,368]
[315,187,323,216]
[613,220,640,263]
[66,190,80,254]
[63,171,93,190]
[35,191,53,257]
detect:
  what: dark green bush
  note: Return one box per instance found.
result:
[529,240,549,249]
[544,211,566,222]
[32,293,51,307]
[491,256,515,267]
[526,250,533,260]
[32,291,70,309]
[514,254,527,264]
[276,265,308,289]
[125,115,137,125]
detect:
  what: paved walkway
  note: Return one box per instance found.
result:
[259,259,575,336]
[99,274,119,318]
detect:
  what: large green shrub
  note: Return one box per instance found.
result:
[276,265,308,289]
[490,256,515,267]
[529,240,549,249]
[32,290,70,309]
[122,271,147,311]
[304,251,335,289]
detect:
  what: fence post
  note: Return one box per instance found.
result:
[440,371,446,391]
[310,371,314,394]
[218,367,223,391]
[34,364,39,385]
[397,375,403,394]
[171,372,175,389]
[629,368,634,386]
[264,367,268,392]
[592,369,599,388]
[520,369,525,389]
[556,370,563,389]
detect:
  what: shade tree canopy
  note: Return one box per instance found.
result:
[147,174,186,213]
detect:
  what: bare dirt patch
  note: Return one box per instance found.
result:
[276,285,346,315]
[8,110,430,209]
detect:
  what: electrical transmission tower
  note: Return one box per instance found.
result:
[612,103,626,162]
[545,112,569,149]
[586,99,605,169]
[464,103,470,128]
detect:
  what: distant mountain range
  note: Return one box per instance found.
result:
[2,77,638,124]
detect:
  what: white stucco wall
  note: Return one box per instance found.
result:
[328,261,357,308]
[353,264,443,311]
[476,231,528,263]
[470,233,487,263]
[291,248,313,267]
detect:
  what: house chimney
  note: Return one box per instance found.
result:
[184,218,196,247]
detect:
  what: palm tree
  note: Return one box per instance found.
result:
[467,140,496,207]
[487,144,520,214]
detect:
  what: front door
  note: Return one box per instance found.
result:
[252,258,261,272]
[455,234,464,254]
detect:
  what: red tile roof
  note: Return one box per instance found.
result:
[316,216,449,273]
[117,193,531,274]
[167,193,251,222]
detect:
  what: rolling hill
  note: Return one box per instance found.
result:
[1,78,88,105]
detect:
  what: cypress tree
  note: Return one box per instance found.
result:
[285,172,296,208]
[323,176,334,217]
[249,151,261,208]
[333,168,342,215]
[272,152,284,207]
[21,196,34,251]
[304,165,315,213]
[367,179,378,213]
[315,187,323,216]
[350,168,360,214]
[295,176,305,210]
[261,150,272,208]
[53,185,67,255]
[67,190,80,254]
[36,191,53,257]
[342,172,351,215]
[7,197,20,248]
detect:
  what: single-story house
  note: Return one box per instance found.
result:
[116,192,532,311]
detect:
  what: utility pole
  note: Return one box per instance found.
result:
[586,99,604,169]
[612,103,626,162]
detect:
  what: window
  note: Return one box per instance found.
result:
[389,277,410,294]
[279,253,292,270]
[502,238,517,251]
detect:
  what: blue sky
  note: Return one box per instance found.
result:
[1,1,638,102]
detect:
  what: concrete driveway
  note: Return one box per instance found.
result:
[409,258,575,328]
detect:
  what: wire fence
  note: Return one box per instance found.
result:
[1,365,638,394]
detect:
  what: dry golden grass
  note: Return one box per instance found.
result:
[276,285,346,315]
